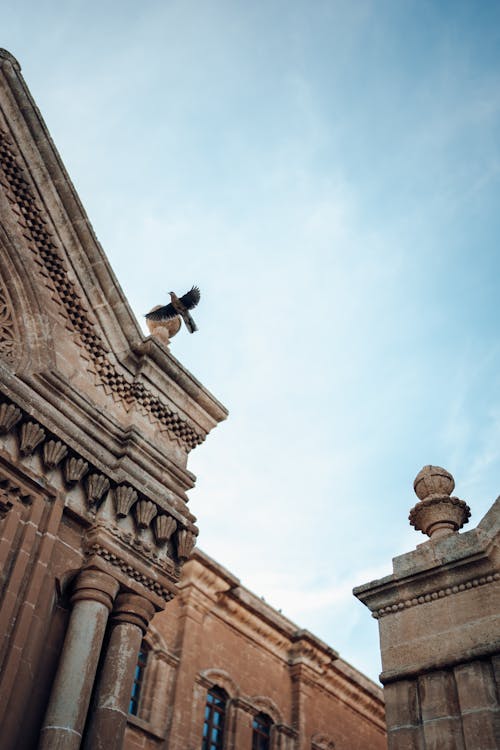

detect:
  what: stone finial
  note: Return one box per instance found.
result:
[146,307,181,346]
[409,465,471,539]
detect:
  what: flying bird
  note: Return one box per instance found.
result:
[145,286,201,333]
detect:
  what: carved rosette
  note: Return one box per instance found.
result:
[0,283,21,370]
[114,485,138,517]
[0,403,22,433]
[43,439,68,469]
[153,514,177,544]
[409,465,471,539]
[19,421,46,455]
[176,529,197,560]
[64,457,89,484]
[86,473,110,508]
[134,500,157,529]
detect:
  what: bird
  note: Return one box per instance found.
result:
[145,286,201,333]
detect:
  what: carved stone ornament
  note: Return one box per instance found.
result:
[64,456,89,484]
[86,473,110,507]
[134,499,158,529]
[146,308,182,346]
[0,403,22,433]
[113,485,138,517]
[153,514,177,544]
[43,439,68,469]
[176,529,197,560]
[19,421,46,455]
[409,465,471,539]
[0,283,21,369]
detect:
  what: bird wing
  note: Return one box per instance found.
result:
[179,286,200,311]
[145,303,177,321]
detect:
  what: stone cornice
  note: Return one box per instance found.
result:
[354,502,500,619]
[0,394,198,568]
[0,59,227,452]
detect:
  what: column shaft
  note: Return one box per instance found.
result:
[39,570,119,750]
[83,593,155,750]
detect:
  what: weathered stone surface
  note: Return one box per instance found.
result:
[355,467,500,750]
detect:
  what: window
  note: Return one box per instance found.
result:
[129,642,149,716]
[252,713,272,750]
[202,686,227,750]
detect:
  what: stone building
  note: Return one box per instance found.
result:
[123,549,386,750]
[0,47,227,750]
[355,466,500,749]
[0,48,386,750]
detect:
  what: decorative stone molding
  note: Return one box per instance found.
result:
[87,541,173,602]
[113,485,138,517]
[198,668,240,698]
[0,127,204,452]
[64,456,89,484]
[153,514,177,544]
[409,465,471,538]
[249,695,283,724]
[86,473,110,508]
[0,282,21,369]
[176,529,197,560]
[0,402,22,433]
[0,397,197,563]
[19,421,46,455]
[43,439,68,469]
[135,499,157,529]
[373,571,500,619]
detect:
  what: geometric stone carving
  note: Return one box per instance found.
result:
[409,465,471,539]
[86,473,110,508]
[43,439,68,469]
[113,485,138,517]
[134,499,157,529]
[0,403,22,433]
[176,529,197,560]
[19,421,46,455]
[0,282,21,370]
[153,514,177,544]
[64,457,89,484]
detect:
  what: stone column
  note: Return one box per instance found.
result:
[82,592,155,750]
[39,569,119,750]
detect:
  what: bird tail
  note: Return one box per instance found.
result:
[183,312,198,333]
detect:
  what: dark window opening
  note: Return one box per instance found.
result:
[252,712,272,750]
[202,686,227,750]
[129,642,149,716]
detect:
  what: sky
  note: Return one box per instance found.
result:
[3,1,500,683]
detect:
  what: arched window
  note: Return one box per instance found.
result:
[252,712,273,750]
[129,641,149,716]
[202,685,227,750]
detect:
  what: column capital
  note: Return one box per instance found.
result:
[71,568,120,611]
[112,592,156,633]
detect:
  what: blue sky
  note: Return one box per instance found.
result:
[3,1,500,682]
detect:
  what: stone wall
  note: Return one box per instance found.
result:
[123,549,387,750]
[354,466,500,749]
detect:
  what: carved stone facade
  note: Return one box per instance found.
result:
[0,48,227,750]
[123,550,386,750]
[354,466,500,749]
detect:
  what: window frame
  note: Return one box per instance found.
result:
[201,685,228,750]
